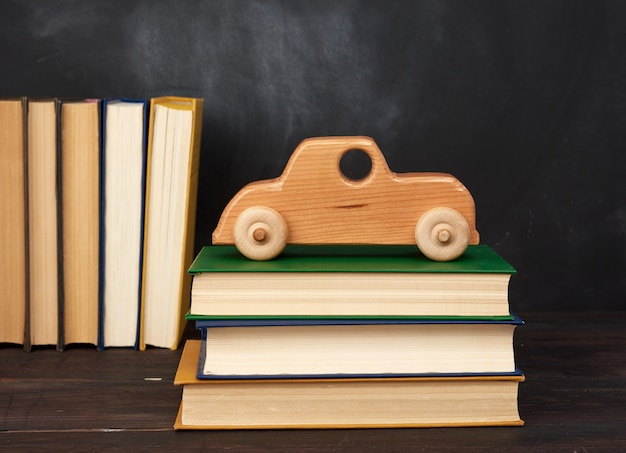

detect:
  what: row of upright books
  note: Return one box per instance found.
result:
[0,96,203,351]
[175,244,524,429]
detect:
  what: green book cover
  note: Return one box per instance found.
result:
[188,244,516,275]
[187,245,516,321]
[185,311,516,321]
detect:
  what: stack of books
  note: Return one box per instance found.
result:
[0,96,202,352]
[175,244,524,429]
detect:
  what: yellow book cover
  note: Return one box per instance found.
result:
[139,97,203,350]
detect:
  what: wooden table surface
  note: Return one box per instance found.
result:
[1,311,625,452]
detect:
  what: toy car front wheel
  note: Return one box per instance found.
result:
[415,207,470,261]
[233,206,288,260]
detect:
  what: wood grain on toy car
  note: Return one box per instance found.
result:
[212,136,479,247]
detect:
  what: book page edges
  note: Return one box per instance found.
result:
[175,340,525,385]
[139,97,203,350]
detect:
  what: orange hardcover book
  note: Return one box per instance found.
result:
[26,99,60,349]
[139,97,203,350]
[0,98,27,347]
[58,99,101,348]
[174,340,524,430]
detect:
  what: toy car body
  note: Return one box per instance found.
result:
[212,136,479,261]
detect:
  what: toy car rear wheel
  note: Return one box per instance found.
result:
[233,206,288,260]
[415,207,470,261]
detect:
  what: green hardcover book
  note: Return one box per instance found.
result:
[187,245,516,319]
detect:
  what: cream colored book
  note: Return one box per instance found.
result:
[100,99,147,348]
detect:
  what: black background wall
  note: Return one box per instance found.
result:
[2,0,625,312]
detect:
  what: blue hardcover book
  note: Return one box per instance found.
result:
[98,99,148,350]
[195,315,524,379]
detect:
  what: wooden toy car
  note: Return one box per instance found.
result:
[212,136,479,261]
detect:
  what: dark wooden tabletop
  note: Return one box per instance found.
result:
[1,311,625,452]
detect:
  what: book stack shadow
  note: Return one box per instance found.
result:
[174,244,524,429]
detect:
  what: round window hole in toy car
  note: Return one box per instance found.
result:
[339,149,373,183]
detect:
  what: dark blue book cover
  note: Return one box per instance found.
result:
[98,98,148,350]
[195,315,524,380]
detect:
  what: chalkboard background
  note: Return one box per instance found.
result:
[3,1,625,312]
